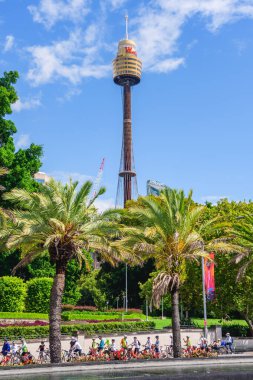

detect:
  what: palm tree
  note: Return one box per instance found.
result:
[2,179,121,363]
[230,213,253,333]
[115,188,237,357]
[232,213,253,277]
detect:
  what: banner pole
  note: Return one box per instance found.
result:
[202,256,208,338]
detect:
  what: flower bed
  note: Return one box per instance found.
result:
[0,320,48,327]
[62,318,141,324]
[0,321,155,339]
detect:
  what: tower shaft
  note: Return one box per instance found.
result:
[123,83,132,206]
[113,29,142,208]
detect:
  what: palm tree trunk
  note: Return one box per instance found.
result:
[49,262,66,363]
[171,288,181,357]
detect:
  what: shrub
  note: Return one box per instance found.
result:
[0,276,27,312]
[26,277,53,313]
[0,321,155,339]
[111,308,142,314]
[221,324,250,337]
[62,305,98,312]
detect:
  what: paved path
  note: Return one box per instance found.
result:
[1,355,253,377]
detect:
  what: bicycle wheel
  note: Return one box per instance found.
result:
[218,347,227,355]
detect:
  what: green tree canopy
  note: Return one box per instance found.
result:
[0,71,43,196]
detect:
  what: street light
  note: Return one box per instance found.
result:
[146,296,149,321]
[125,264,128,313]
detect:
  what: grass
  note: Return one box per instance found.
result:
[64,312,145,320]
[0,312,248,331]
[0,312,48,320]
[149,317,248,330]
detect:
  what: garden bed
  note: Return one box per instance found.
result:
[0,321,155,339]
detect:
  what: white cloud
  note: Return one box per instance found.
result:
[27,28,110,86]
[3,35,14,52]
[94,198,115,212]
[25,0,253,83]
[149,58,185,73]
[200,195,230,204]
[109,0,127,10]
[28,0,90,29]
[133,0,253,72]
[16,134,31,149]
[48,170,93,183]
[12,97,41,112]
[57,87,82,102]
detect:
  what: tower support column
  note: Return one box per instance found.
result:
[123,83,132,206]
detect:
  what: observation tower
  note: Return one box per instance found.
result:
[114,16,142,207]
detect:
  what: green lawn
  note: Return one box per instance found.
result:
[149,317,248,330]
[0,312,248,331]
[0,312,48,320]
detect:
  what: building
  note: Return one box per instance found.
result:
[147,179,166,196]
[114,16,142,208]
[34,172,51,184]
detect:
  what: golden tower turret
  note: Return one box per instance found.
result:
[113,16,142,86]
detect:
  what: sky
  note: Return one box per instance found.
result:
[1,0,253,210]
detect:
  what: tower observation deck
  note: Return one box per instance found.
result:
[114,16,142,207]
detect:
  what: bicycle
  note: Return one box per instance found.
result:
[62,349,81,362]
[37,349,50,364]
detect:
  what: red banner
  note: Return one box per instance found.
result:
[204,253,215,301]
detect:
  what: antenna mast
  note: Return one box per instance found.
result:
[125,14,128,39]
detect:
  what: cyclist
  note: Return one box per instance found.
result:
[225,333,233,353]
[144,337,152,351]
[154,336,160,354]
[97,336,105,352]
[39,341,45,353]
[109,339,117,353]
[183,336,191,352]
[38,341,46,360]
[120,335,128,351]
[70,337,76,350]
[72,339,82,356]
[131,337,141,355]
[1,339,10,356]
[91,338,97,350]
[10,341,18,354]
[211,339,220,351]
[20,338,28,356]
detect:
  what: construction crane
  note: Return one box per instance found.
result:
[92,158,105,198]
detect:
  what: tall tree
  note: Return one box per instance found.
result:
[0,71,42,196]
[2,179,122,363]
[230,213,253,334]
[115,188,238,357]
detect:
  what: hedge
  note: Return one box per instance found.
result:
[0,276,27,312]
[221,324,250,337]
[0,321,155,339]
[26,278,53,313]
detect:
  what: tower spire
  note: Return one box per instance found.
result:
[125,14,128,40]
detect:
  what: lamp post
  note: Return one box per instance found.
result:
[202,256,208,338]
[146,296,149,321]
[125,264,128,313]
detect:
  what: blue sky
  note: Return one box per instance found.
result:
[1,0,253,210]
